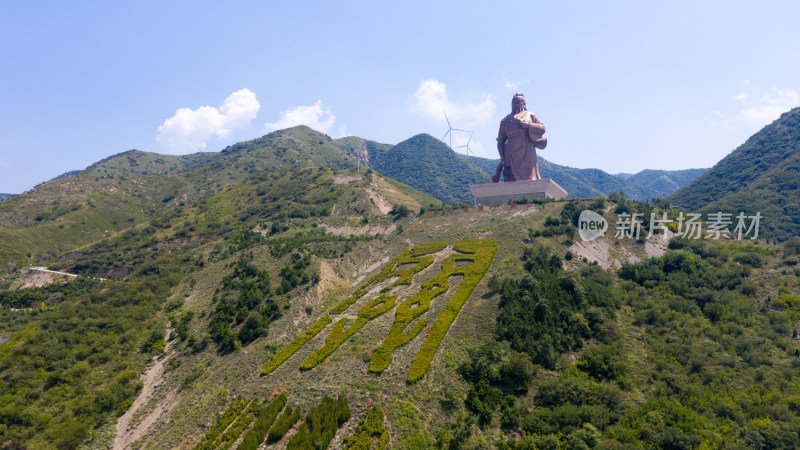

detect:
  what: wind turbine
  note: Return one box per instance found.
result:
[455,132,475,156]
[441,111,470,149]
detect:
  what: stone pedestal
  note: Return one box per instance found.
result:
[469,178,568,205]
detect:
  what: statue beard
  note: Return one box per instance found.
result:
[512,104,528,123]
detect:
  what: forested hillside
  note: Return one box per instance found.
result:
[336,134,490,204]
[670,107,800,241]
[1,125,795,449]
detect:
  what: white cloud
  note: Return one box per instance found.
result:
[266,101,336,133]
[713,85,799,131]
[335,125,350,138]
[736,88,799,125]
[732,91,749,103]
[156,89,260,154]
[411,79,494,128]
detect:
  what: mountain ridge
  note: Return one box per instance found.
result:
[335,133,490,204]
[466,154,707,200]
[670,106,800,241]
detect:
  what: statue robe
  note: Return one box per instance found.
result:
[496,112,547,181]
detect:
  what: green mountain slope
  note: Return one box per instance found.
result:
[332,135,394,164]
[0,158,440,448]
[3,171,799,449]
[1,124,799,449]
[687,150,800,241]
[0,167,195,269]
[670,107,800,241]
[670,107,800,210]
[624,168,709,197]
[337,134,490,204]
[84,149,215,178]
[0,194,13,202]
[0,126,372,270]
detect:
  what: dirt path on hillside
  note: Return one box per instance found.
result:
[334,175,362,184]
[318,223,397,236]
[20,271,56,288]
[366,189,393,214]
[746,264,798,280]
[114,335,177,449]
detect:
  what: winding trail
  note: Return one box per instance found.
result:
[745,264,797,281]
[113,335,175,449]
[27,266,107,280]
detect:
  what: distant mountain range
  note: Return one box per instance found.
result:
[335,133,706,203]
[2,127,708,212]
[670,106,800,241]
[466,154,706,201]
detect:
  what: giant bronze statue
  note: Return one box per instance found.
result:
[492,93,547,182]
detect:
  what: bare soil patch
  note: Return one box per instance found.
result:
[334,175,362,184]
[366,189,393,214]
[318,222,397,236]
[114,336,179,449]
[570,239,612,268]
[20,270,56,288]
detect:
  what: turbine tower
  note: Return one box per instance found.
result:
[455,132,475,156]
[440,111,470,149]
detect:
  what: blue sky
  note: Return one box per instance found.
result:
[1,1,799,193]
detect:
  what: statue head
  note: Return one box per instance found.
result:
[512,93,527,114]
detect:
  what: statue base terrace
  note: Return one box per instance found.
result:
[469,178,568,205]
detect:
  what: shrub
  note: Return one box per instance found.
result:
[267,403,301,442]
[194,397,248,450]
[165,297,184,312]
[261,316,332,375]
[287,394,350,449]
[343,406,386,450]
[465,379,503,423]
[209,252,273,350]
[238,312,267,345]
[181,364,205,391]
[217,399,260,448]
[576,343,628,382]
[389,204,411,220]
[236,394,287,450]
